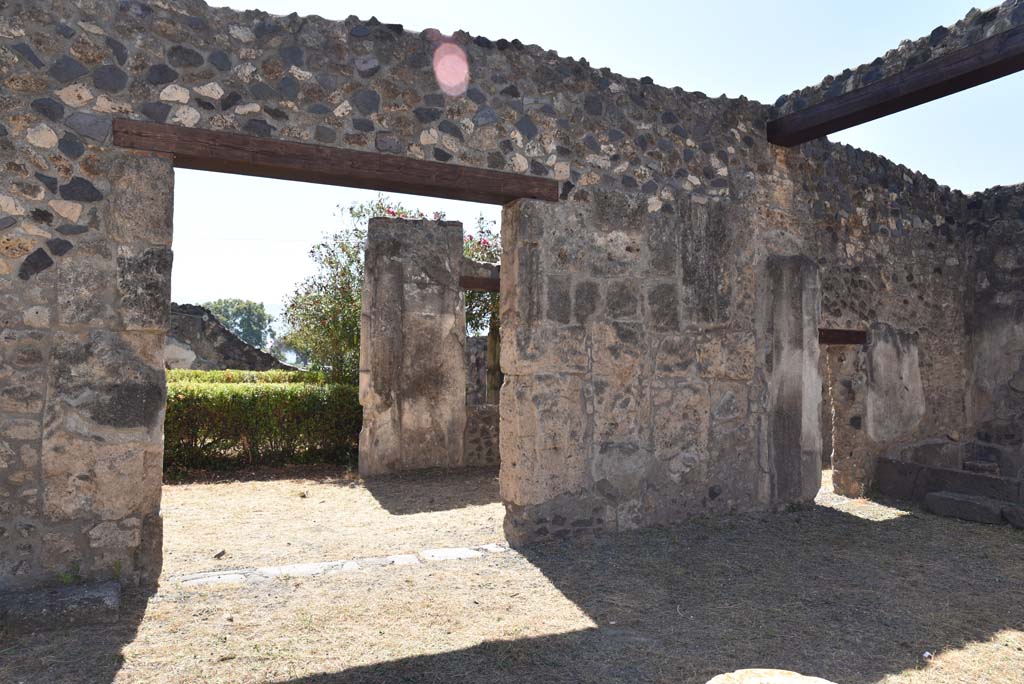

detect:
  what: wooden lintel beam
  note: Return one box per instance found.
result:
[459,275,500,292]
[768,24,1024,146]
[818,328,868,346]
[112,119,559,205]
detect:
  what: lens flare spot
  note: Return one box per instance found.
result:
[433,42,469,96]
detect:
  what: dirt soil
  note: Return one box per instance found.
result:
[160,466,505,577]
[2,469,1023,684]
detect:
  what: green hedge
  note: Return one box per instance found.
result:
[164,380,361,474]
[167,368,328,385]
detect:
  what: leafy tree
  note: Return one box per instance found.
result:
[281,195,501,385]
[203,298,275,350]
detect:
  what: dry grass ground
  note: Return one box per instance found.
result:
[160,466,504,576]
[2,469,1023,684]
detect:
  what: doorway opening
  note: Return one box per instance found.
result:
[818,328,868,496]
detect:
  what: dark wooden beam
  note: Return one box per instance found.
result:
[818,328,868,346]
[768,24,1024,146]
[459,275,500,292]
[112,119,559,205]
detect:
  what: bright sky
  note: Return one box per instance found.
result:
[173,0,1024,322]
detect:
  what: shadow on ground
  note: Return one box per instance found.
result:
[5,495,1022,684]
[363,466,501,514]
[277,503,1024,684]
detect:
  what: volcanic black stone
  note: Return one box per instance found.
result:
[279,45,304,67]
[48,55,87,83]
[350,25,370,38]
[352,118,375,132]
[186,15,210,31]
[219,92,242,111]
[168,45,203,68]
[59,177,103,202]
[500,84,520,98]
[473,106,497,127]
[58,133,85,158]
[375,133,403,154]
[433,148,452,162]
[146,64,178,85]
[640,76,654,85]
[530,160,547,176]
[671,124,688,139]
[413,107,442,123]
[249,82,277,100]
[661,111,679,124]
[106,37,128,65]
[308,103,330,115]
[34,173,58,194]
[466,87,486,105]
[496,39,511,50]
[499,139,514,154]
[607,129,624,142]
[265,107,288,121]
[438,120,463,141]
[18,248,54,280]
[354,54,380,77]
[621,176,637,188]
[46,238,73,256]
[583,134,600,152]
[12,43,44,68]
[277,75,300,100]
[0,123,6,136]
[423,93,445,108]
[56,223,87,235]
[56,23,75,38]
[208,50,232,71]
[583,94,603,116]
[141,101,171,123]
[474,36,493,49]
[243,119,274,138]
[93,65,128,93]
[352,89,380,115]
[642,180,658,194]
[67,112,111,142]
[515,116,537,139]
[254,19,282,39]
[195,99,215,110]
[31,98,64,122]
[314,125,336,143]
[0,216,16,230]
[560,181,574,200]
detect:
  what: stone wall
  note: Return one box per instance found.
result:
[965,185,1024,479]
[774,2,1024,117]
[164,302,285,370]
[358,218,467,477]
[0,0,1017,590]
[465,336,488,406]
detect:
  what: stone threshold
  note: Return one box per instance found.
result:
[173,543,511,587]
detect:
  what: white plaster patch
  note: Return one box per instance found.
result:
[0,194,26,216]
[49,200,82,222]
[195,82,225,100]
[229,25,255,42]
[159,85,190,104]
[94,95,133,114]
[235,103,261,115]
[332,101,352,118]
[55,83,94,107]
[26,124,58,149]
[171,105,201,127]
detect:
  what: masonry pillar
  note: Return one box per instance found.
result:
[760,255,822,503]
[358,218,467,476]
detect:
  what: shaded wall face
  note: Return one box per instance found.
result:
[767,145,972,495]
[967,188,1024,479]
[358,218,467,476]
